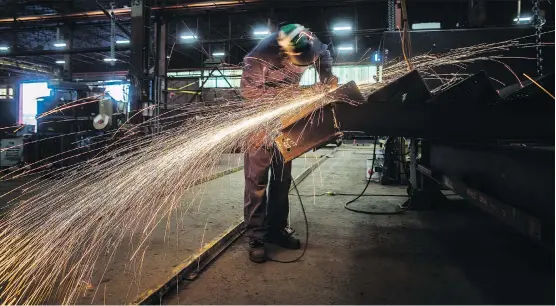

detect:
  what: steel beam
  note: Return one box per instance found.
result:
[0,45,130,57]
[0,0,511,25]
[62,24,74,81]
[155,16,168,118]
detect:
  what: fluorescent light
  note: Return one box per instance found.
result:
[411,22,441,30]
[253,29,270,36]
[180,35,197,40]
[212,52,225,56]
[116,40,130,44]
[166,55,170,59]
[105,79,120,82]
[333,26,352,31]
[55,60,65,64]
[0,46,9,51]
[338,45,353,51]
[514,16,532,22]
[53,42,67,47]
[103,58,117,62]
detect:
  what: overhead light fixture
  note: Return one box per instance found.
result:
[513,16,532,22]
[338,45,354,51]
[253,28,270,36]
[180,35,198,40]
[333,25,352,32]
[212,52,225,56]
[105,79,120,82]
[0,46,9,51]
[166,55,170,59]
[55,60,65,64]
[53,42,67,48]
[103,58,117,62]
[116,40,130,44]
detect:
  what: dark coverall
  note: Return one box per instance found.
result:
[240,32,334,240]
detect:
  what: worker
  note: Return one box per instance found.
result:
[240,23,339,263]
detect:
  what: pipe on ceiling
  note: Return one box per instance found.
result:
[0,0,376,24]
[0,1,259,24]
[0,59,52,74]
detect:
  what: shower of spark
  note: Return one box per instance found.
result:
[0,36,552,305]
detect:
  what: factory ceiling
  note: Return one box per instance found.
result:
[0,0,552,78]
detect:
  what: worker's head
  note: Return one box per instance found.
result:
[277,24,322,66]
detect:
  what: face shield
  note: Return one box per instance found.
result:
[277,24,322,67]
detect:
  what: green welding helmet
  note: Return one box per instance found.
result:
[277,24,322,66]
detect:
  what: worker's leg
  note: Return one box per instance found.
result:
[244,147,271,263]
[267,147,292,231]
[266,147,300,249]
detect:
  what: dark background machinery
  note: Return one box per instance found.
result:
[30,82,125,168]
[276,27,555,247]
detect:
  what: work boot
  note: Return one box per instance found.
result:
[266,229,301,249]
[248,239,267,263]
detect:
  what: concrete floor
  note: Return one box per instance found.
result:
[163,146,554,305]
[1,151,329,304]
[0,146,552,304]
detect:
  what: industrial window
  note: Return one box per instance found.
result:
[101,84,130,103]
[299,65,378,86]
[201,69,242,88]
[21,82,51,128]
[168,65,378,88]
[299,67,317,86]
[0,87,14,99]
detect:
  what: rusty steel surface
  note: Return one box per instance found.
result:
[275,81,365,162]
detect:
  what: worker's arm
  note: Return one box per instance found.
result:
[240,57,278,100]
[315,42,338,86]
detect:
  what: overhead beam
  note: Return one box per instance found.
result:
[0,0,509,25]
[0,45,130,57]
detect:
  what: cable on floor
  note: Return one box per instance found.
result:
[267,176,309,263]
[343,137,412,215]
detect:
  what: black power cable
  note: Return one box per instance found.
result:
[268,137,411,263]
[344,137,412,215]
[267,177,309,263]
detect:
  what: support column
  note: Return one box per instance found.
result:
[395,0,402,30]
[468,0,487,28]
[387,0,395,31]
[154,15,168,130]
[62,24,73,81]
[354,4,358,52]
[130,0,151,123]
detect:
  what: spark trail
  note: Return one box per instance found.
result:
[0,36,552,305]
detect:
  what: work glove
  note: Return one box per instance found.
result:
[324,75,339,88]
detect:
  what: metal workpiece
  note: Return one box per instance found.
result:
[417,143,553,245]
[276,70,554,163]
[275,81,365,162]
[274,69,554,244]
[275,105,341,163]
